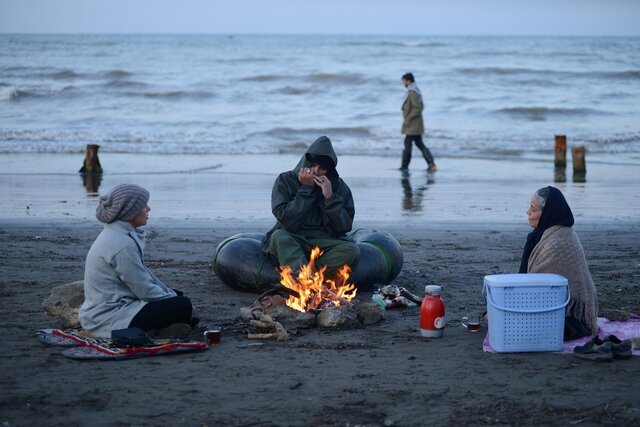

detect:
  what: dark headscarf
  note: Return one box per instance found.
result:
[519,186,574,273]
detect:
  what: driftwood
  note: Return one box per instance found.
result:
[247,314,289,341]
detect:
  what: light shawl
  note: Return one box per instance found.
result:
[527,225,599,334]
[403,82,423,105]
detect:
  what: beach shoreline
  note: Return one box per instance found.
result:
[1,152,638,226]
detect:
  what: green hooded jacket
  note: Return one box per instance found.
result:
[262,136,355,250]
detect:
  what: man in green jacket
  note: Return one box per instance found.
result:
[262,136,360,277]
[400,72,437,172]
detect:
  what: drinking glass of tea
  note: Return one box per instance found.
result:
[461,312,481,332]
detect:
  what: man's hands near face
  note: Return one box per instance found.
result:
[298,167,315,186]
[314,175,332,199]
[298,167,332,199]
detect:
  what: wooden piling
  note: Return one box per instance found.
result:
[554,135,567,168]
[79,144,103,174]
[571,146,586,174]
[554,167,566,183]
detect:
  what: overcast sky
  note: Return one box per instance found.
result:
[1,0,639,36]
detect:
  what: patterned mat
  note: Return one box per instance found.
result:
[483,314,640,354]
[37,329,207,360]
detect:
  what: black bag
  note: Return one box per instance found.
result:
[111,327,153,347]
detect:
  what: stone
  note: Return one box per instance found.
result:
[264,305,317,330]
[600,308,630,322]
[42,280,84,328]
[316,305,360,329]
[355,302,385,326]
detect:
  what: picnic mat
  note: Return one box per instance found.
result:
[483,314,640,355]
[37,329,207,360]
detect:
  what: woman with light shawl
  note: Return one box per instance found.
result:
[521,186,598,339]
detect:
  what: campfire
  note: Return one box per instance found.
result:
[278,247,357,312]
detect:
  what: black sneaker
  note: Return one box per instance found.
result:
[573,337,613,362]
[603,335,633,359]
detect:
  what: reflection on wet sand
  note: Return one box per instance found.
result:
[401,170,435,212]
[80,172,102,196]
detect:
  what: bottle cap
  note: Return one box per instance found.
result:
[424,285,442,295]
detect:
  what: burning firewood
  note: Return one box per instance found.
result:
[278,247,357,312]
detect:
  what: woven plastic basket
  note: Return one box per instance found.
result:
[484,273,569,352]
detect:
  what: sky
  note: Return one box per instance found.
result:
[1,0,639,36]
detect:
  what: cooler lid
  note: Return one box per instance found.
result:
[483,273,567,287]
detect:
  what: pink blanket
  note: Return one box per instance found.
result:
[483,314,640,354]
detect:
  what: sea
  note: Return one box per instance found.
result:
[1,34,639,159]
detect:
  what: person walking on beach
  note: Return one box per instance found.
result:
[262,136,360,277]
[79,184,198,339]
[400,72,437,172]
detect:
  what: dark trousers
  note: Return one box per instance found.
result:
[267,229,360,277]
[129,296,193,331]
[401,134,434,168]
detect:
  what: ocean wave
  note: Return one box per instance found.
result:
[271,86,306,95]
[494,106,609,121]
[239,74,287,82]
[599,70,640,80]
[48,69,80,79]
[258,126,375,141]
[1,85,75,101]
[347,40,447,48]
[104,69,133,78]
[240,72,369,85]
[125,90,215,100]
[456,66,551,76]
[1,128,639,156]
[0,87,25,101]
[104,79,148,88]
[456,66,640,81]
[304,72,367,84]
[583,133,640,145]
[224,57,273,64]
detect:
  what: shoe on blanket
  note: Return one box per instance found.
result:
[603,335,633,359]
[573,337,613,362]
[153,323,192,339]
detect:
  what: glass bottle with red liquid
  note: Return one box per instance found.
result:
[420,285,446,337]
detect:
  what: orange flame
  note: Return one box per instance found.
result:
[279,247,357,312]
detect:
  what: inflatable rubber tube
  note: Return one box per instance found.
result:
[212,230,403,293]
[348,229,404,287]
[211,233,279,293]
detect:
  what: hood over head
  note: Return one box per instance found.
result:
[294,136,339,179]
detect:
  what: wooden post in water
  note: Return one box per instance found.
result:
[79,144,103,193]
[79,144,103,174]
[554,135,567,168]
[572,146,586,175]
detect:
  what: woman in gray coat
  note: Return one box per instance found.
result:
[79,184,197,338]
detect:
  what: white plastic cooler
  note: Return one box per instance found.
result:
[483,273,569,352]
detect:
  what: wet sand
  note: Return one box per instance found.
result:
[1,153,639,425]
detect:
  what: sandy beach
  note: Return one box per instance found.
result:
[1,152,639,426]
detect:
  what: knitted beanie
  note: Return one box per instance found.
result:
[96,184,150,224]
